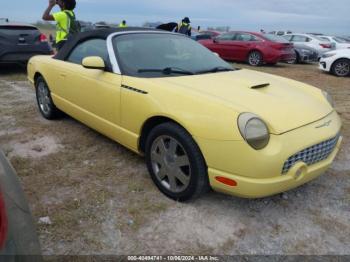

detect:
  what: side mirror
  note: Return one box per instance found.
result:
[82,56,105,70]
[213,38,218,43]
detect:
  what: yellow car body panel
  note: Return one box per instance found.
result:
[27,55,342,198]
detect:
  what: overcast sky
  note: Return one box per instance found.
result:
[2,0,350,35]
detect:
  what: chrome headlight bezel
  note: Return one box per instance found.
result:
[322,91,334,107]
[238,113,270,150]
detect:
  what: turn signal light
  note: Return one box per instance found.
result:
[215,176,237,187]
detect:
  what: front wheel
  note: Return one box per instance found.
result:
[331,59,350,77]
[145,122,210,201]
[35,76,61,119]
[247,51,263,66]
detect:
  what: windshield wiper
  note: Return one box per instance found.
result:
[138,67,195,75]
[197,66,234,74]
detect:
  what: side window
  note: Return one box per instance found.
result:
[234,33,260,42]
[216,33,235,41]
[67,39,109,65]
[291,35,308,42]
[283,35,293,41]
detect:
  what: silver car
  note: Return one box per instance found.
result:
[284,33,335,58]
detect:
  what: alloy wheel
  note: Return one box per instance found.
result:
[37,81,51,115]
[334,61,350,76]
[248,51,262,66]
[150,135,191,193]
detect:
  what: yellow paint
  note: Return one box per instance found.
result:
[27,55,342,198]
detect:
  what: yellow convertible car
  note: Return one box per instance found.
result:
[27,28,342,201]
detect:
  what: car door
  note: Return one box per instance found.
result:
[57,38,122,132]
[210,33,236,59]
[290,34,315,49]
[230,33,261,61]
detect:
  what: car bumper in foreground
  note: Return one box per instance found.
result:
[196,111,342,198]
[208,136,341,198]
[0,149,42,257]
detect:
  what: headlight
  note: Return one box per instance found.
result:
[322,52,336,58]
[238,113,270,150]
[322,91,334,107]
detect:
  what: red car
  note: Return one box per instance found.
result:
[0,149,42,258]
[199,31,295,66]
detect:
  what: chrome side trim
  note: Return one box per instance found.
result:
[106,30,182,75]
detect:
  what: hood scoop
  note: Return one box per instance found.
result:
[250,83,270,89]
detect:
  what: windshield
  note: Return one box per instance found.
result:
[113,33,233,77]
[333,37,348,43]
[263,34,289,43]
[314,35,329,42]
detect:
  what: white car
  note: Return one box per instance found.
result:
[318,36,350,50]
[284,33,335,58]
[319,49,350,77]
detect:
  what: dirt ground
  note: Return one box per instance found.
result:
[0,62,349,255]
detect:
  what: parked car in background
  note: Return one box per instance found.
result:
[0,21,52,65]
[199,32,295,66]
[289,43,318,64]
[79,21,94,32]
[191,30,221,41]
[199,30,221,38]
[341,36,350,42]
[269,30,292,36]
[283,33,334,59]
[319,49,350,77]
[0,149,42,258]
[191,31,212,41]
[318,36,350,50]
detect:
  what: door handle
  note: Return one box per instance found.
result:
[60,73,66,77]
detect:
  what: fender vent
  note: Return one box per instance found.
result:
[250,83,270,89]
[121,85,148,94]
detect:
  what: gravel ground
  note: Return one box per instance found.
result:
[0,62,349,255]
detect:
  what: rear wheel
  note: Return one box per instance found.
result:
[247,51,263,66]
[35,76,61,119]
[331,59,350,77]
[145,122,210,201]
[288,50,299,64]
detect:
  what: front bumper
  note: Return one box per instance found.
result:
[0,43,52,63]
[195,111,342,198]
[300,51,319,63]
[319,58,332,72]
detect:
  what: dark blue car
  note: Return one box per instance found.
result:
[0,21,52,65]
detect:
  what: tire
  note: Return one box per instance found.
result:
[35,76,61,119]
[331,58,350,77]
[288,51,299,64]
[247,50,263,66]
[145,122,210,202]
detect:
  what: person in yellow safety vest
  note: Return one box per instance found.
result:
[175,17,192,36]
[42,0,77,50]
[119,20,127,28]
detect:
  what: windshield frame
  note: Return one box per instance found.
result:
[107,31,233,77]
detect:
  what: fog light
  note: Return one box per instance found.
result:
[294,167,306,180]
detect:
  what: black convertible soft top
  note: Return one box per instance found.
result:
[55,27,164,60]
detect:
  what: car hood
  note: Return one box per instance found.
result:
[150,69,332,134]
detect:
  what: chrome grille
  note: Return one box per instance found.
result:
[282,134,340,174]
